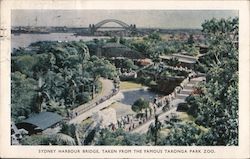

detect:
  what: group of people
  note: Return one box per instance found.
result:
[111,70,197,132]
[117,114,135,131]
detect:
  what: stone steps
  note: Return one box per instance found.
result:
[176,93,189,99]
[184,84,194,89]
[180,89,193,94]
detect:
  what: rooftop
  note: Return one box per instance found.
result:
[160,53,198,64]
[19,112,63,130]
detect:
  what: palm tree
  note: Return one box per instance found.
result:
[147,114,162,145]
[78,43,90,76]
[34,78,50,112]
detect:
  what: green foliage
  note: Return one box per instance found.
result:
[165,57,180,67]
[123,58,138,70]
[184,17,239,145]
[162,122,204,145]
[60,122,77,142]
[11,72,37,122]
[132,97,150,113]
[196,17,238,145]
[20,133,76,145]
[96,129,147,145]
[148,31,162,41]
[156,17,239,146]
[11,40,117,121]
[187,34,195,45]
[147,115,162,145]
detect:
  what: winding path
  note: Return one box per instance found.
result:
[69,78,115,124]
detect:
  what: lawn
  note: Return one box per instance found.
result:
[176,112,209,132]
[120,81,144,90]
[80,117,93,126]
[176,112,195,122]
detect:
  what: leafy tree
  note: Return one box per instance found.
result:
[123,58,138,70]
[162,122,205,146]
[187,34,195,45]
[148,31,162,41]
[184,17,239,145]
[132,97,150,113]
[11,40,117,121]
[147,115,162,145]
[165,57,180,67]
[96,129,147,145]
[11,72,37,122]
[20,133,76,145]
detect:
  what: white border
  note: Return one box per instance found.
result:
[0,0,249,158]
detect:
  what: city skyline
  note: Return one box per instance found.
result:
[12,10,238,29]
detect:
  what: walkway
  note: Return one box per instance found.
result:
[69,78,115,124]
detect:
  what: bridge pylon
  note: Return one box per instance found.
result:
[89,24,96,35]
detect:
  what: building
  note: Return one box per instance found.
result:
[92,108,117,130]
[99,42,144,59]
[160,53,198,69]
[16,112,63,135]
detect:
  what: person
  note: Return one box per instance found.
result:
[111,124,115,131]
[154,98,157,104]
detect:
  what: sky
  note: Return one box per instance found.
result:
[11,10,238,29]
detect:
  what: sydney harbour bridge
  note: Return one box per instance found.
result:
[88,19,137,35]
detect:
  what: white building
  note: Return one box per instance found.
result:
[92,108,117,129]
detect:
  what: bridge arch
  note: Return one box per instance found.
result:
[95,19,130,29]
[89,19,136,34]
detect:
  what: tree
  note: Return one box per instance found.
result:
[184,17,239,145]
[132,97,150,113]
[96,129,147,145]
[148,31,161,41]
[147,115,162,145]
[20,133,76,145]
[11,40,118,120]
[187,34,195,45]
[166,57,180,67]
[162,122,205,146]
[123,58,138,71]
[11,72,37,122]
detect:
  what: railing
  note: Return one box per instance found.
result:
[71,88,119,118]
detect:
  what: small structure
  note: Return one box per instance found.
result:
[92,108,117,130]
[100,42,144,59]
[160,53,198,69]
[16,112,63,135]
[11,122,23,145]
[196,44,209,54]
[137,58,153,66]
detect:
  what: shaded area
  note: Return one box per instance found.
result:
[16,112,63,135]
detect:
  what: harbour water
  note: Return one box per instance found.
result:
[11,33,110,51]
